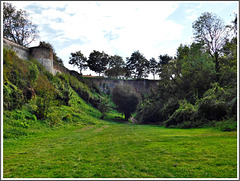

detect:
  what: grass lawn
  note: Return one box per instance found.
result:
[3,122,237,178]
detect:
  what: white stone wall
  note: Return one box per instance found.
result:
[37,58,54,74]
[3,38,57,75]
[3,38,29,60]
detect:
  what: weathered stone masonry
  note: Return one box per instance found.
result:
[3,38,58,75]
[85,77,158,94]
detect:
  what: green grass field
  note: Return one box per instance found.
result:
[3,122,237,178]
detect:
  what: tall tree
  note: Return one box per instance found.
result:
[192,12,229,81]
[158,54,173,80]
[87,50,109,76]
[69,51,87,75]
[149,58,158,80]
[3,2,39,46]
[175,44,190,77]
[126,51,149,79]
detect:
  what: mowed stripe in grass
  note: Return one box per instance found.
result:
[3,124,237,178]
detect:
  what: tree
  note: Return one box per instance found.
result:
[87,50,109,76]
[175,44,190,77]
[159,54,172,65]
[69,51,87,75]
[180,42,216,100]
[192,12,229,81]
[3,2,39,46]
[112,84,140,121]
[149,58,158,80]
[158,54,173,80]
[126,51,149,79]
[105,55,126,78]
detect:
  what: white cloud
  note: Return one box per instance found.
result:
[4,1,185,61]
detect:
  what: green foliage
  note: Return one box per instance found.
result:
[165,100,197,128]
[180,42,216,101]
[87,50,109,76]
[69,50,87,74]
[149,57,158,80]
[136,101,161,124]
[112,84,141,120]
[126,51,149,79]
[106,55,126,78]
[3,2,38,46]
[3,109,40,139]
[215,118,237,131]
[59,74,101,109]
[27,64,39,87]
[98,96,111,119]
[195,83,230,122]
[3,81,24,110]
[47,109,62,127]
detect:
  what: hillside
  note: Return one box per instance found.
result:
[3,47,121,139]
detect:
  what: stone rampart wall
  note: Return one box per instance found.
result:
[3,38,29,60]
[3,38,56,74]
[84,77,158,95]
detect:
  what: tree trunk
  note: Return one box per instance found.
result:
[215,52,220,82]
[124,113,130,121]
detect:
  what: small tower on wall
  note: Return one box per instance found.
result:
[29,45,54,74]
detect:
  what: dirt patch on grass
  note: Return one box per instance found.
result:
[94,125,109,132]
[74,126,94,132]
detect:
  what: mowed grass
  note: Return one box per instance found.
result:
[3,123,237,178]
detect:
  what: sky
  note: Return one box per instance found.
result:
[3,1,238,78]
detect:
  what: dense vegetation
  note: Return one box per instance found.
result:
[135,13,237,130]
[3,47,116,139]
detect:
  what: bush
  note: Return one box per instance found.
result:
[197,98,227,121]
[136,101,161,124]
[98,96,111,119]
[196,83,228,121]
[27,64,39,87]
[165,100,197,128]
[215,117,237,131]
[3,81,24,110]
[160,98,180,121]
[47,110,62,127]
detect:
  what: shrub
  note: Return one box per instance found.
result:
[27,64,39,87]
[3,81,24,110]
[165,100,197,128]
[160,98,180,121]
[98,96,111,119]
[197,98,227,121]
[215,117,237,131]
[136,101,161,124]
[47,110,62,127]
[196,83,228,121]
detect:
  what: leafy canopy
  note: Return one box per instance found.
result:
[69,50,87,74]
[3,2,39,46]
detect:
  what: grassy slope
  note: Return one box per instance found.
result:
[4,124,237,178]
